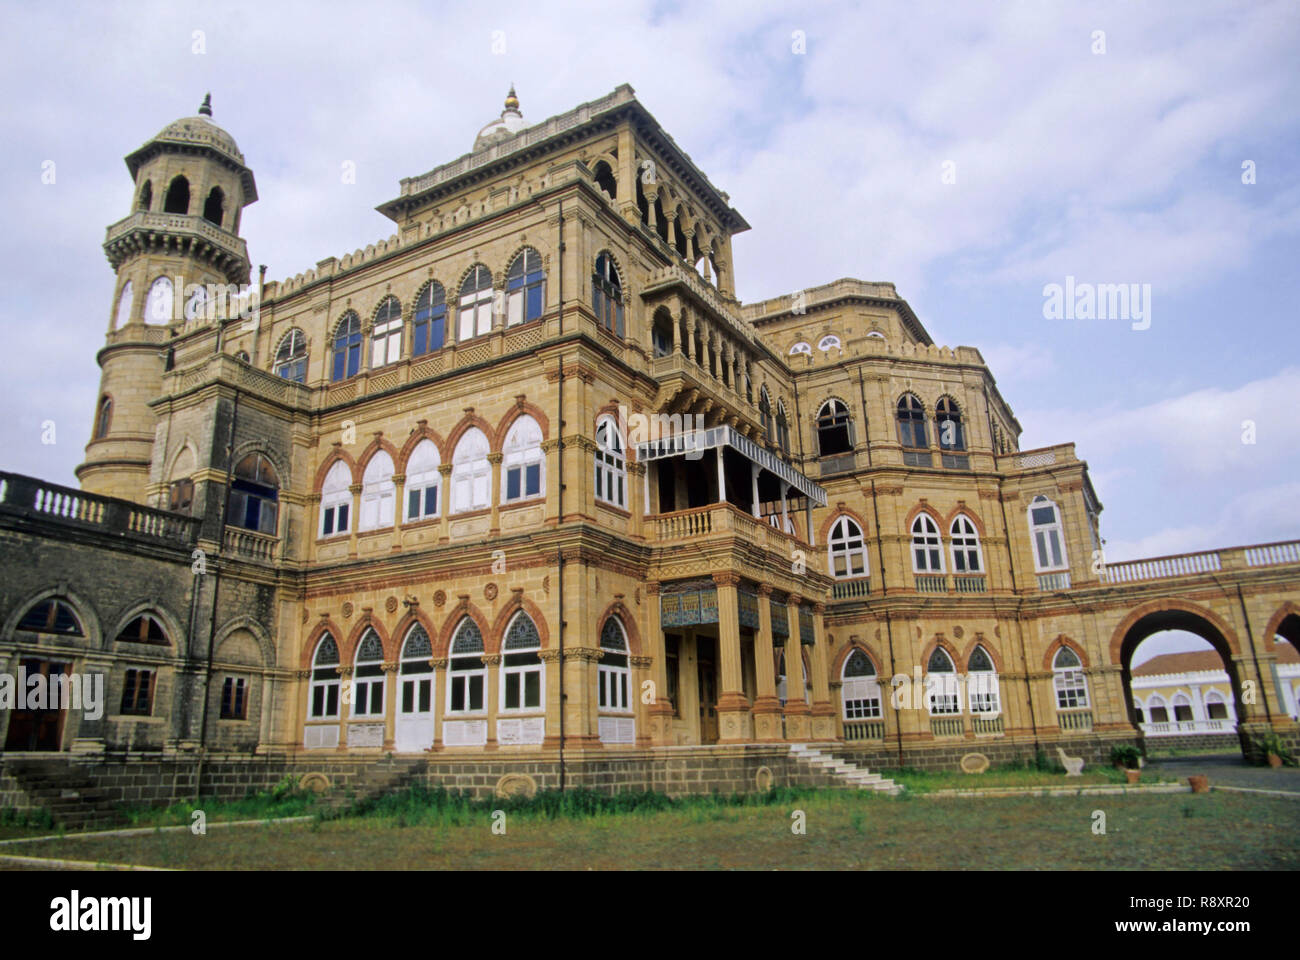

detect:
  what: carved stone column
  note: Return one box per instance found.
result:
[347,483,362,558]
[751,583,782,741]
[482,653,501,749]
[644,582,674,746]
[437,464,453,543]
[487,452,503,534]
[809,603,837,739]
[783,596,811,740]
[713,572,750,742]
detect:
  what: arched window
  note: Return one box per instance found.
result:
[163,175,190,214]
[911,514,944,573]
[203,186,224,226]
[594,416,625,509]
[817,335,841,352]
[936,397,965,451]
[233,350,250,363]
[967,645,999,713]
[1205,691,1229,720]
[502,415,543,503]
[1028,496,1068,572]
[506,248,545,326]
[319,460,351,538]
[184,284,209,323]
[788,341,812,357]
[776,649,812,706]
[458,264,494,340]
[93,396,113,439]
[775,402,790,454]
[146,276,174,323]
[828,516,868,579]
[897,394,927,448]
[841,650,881,719]
[1172,693,1193,722]
[274,329,307,382]
[331,312,362,381]
[651,310,673,358]
[398,624,434,735]
[412,283,446,357]
[927,647,960,715]
[1146,693,1168,723]
[447,618,486,714]
[816,400,853,456]
[228,453,278,535]
[404,439,441,522]
[309,634,340,719]
[16,599,83,636]
[759,389,773,443]
[451,427,491,513]
[351,629,385,717]
[593,160,617,200]
[114,281,134,329]
[592,253,623,336]
[950,515,982,573]
[1052,647,1089,709]
[598,617,631,713]
[138,180,152,211]
[501,612,543,711]
[371,296,403,368]
[115,614,168,645]
[359,451,395,531]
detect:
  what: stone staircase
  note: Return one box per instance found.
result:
[789,743,902,795]
[2,758,123,830]
[318,757,429,814]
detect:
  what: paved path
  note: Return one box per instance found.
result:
[1145,754,1300,794]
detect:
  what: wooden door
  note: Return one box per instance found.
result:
[4,659,67,751]
[697,644,718,743]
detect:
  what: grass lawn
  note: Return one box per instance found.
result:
[10,789,1298,870]
[881,765,1166,793]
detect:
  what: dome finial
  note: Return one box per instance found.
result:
[504,84,519,112]
[198,93,212,117]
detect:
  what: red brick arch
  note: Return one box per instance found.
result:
[919,636,961,672]
[490,596,551,653]
[819,505,871,544]
[397,424,447,473]
[944,505,987,537]
[903,502,945,533]
[300,619,346,670]
[831,641,883,677]
[343,616,392,663]
[312,448,359,492]
[435,601,493,659]
[389,608,439,657]
[960,636,1005,672]
[357,434,400,474]
[1107,598,1241,666]
[445,414,496,458]
[494,401,550,450]
[1043,634,1090,671]
[1263,601,1300,646]
[595,600,642,657]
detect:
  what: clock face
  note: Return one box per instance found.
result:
[146,277,174,323]
[185,285,208,321]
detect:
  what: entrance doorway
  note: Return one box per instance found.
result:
[3,659,68,751]
[697,636,718,743]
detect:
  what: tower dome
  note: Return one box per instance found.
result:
[123,93,258,204]
[473,86,526,152]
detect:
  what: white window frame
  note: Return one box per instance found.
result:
[926,648,961,716]
[817,335,841,351]
[597,618,632,714]
[371,298,403,368]
[450,428,491,514]
[446,619,487,715]
[358,451,395,531]
[308,635,340,720]
[397,625,434,724]
[827,515,869,579]
[911,513,945,573]
[499,612,544,712]
[351,630,386,718]
[505,248,546,327]
[788,341,812,356]
[458,266,494,341]
[967,646,1000,714]
[841,650,881,720]
[502,415,544,504]
[146,276,174,323]
[1029,496,1069,572]
[950,514,983,573]
[318,460,352,539]
[404,439,441,522]
[1052,647,1090,709]
[594,416,626,509]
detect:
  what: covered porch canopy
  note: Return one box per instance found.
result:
[634,425,828,544]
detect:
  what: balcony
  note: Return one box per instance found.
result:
[915,575,947,594]
[103,212,250,283]
[1057,710,1094,732]
[843,719,885,742]
[953,574,987,594]
[831,578,871,600]
[223,526,280,563]
[1036,572,1072,590]
[0,472,198,549]
[1142,719,1235,736]
[649,503,807,553]
[972,715,1005,737]
[930,716,965,738]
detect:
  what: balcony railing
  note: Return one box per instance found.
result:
[223,526,280,562]
[953,575,987,594]
[1057,710,1094,732]
[103,212,249,278]
[1104,551,1221,583]
[649,502,808,552]
[930,716,965,738]
[1036,572,1072,590]
[915,575,947,594]
[1142,719,1234,736]
[831,578,871,600]
[0,472,198,548]
[843,719,885,742]
[972,715,1005,736]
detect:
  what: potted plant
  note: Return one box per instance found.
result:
[1256,732,1292,768]
[1110,744,1141,776]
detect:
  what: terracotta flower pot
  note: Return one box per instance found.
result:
[1267,753,1283,769]
[1188,775,1209,793]
[1125,769,1140,785]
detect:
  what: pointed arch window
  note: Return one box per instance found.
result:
[950,515,982,573]
[506,248,545,326]
[503,415,543,503]
[114,281,134,329]
[1028,496,1068,572]
[816,400,854,456]
[501,612,543,711]
[309,634,340,719]
[398,624,434,723]
[598,617,631,713]
[842,650,881,719]
[968,645,1000,713]
[138,181,152,212]
[458,264,494,340]
[451,428,491,513]
[17,599,83,636]
[351,629,385,717]
[447,618,486,714]
[275,329,307,383]
[359,451,395,531]
[371,296,403,368]
[331,312,362,381]
[911,514,944,573]
[594,415,626,509]
[759,389,773,443]
[936,397,965,451]
[146,277,174,323]
[593,160,617,200]
[927,647,960,715]
[93,396,113,439]
[116,614,169,645]
[828,515,869,579]
[1052,647,1089,709]
[897,394,927,448]
[203,186,224,227]
[228,453,278,535]
[319,460,351,538]
[775,402,790,454]
[592,253,623,336]
[404,439,441,522]
[412,283,446,357]
[163,175,189,214]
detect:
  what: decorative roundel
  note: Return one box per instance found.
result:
[953,625,964,639]
[960,753,990,775]
[484,583,499,602]
[385,596,399,614]
[433,590,447,608]
[342,602,354,619]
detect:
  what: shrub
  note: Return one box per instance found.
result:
[1110,744,1142,770]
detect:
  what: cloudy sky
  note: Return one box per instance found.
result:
[3,1,1297,660]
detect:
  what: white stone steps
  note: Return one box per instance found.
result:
[789,743,901,795]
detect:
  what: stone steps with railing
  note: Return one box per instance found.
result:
[789,743,901,795]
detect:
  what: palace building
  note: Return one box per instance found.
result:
[1,85,1298,810]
